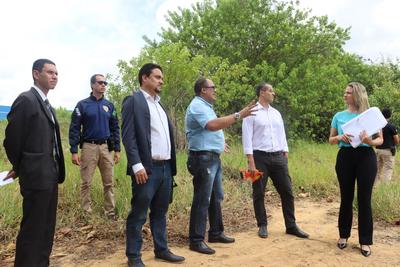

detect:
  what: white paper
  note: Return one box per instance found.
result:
[0,171,14,187]
[341,107,387,148]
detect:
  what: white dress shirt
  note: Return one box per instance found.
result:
[132,89,171,174]
[242,102,289,155]
[33,85,54,123]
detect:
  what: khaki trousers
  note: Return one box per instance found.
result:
[80,143,115,215]
[376,148,395,182]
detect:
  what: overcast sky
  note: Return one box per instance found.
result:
[1,0,399,109]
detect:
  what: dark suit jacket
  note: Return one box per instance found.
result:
[3,88,65,190]
[121,90,176,177]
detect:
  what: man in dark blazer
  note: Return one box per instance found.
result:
[3,58,65,267]
[121,63,184,267]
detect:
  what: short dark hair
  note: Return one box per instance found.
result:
[138,63,163,86]
[90,74,104,86]
[194,77,208,96]
[32,59,56,81]
[382,108,392,119]
[255,82,271,97]
[32,59,55,72]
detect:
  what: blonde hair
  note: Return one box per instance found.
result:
[348,82,369,113]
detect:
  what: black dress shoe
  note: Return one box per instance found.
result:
[189,241,216,254]
[258,225,268,238]
[360,245,371,257]
[208,233,235,243]
[337,238,348,249]
[286,226,309,238]
[155,249,185,263]
[127,258,145,267]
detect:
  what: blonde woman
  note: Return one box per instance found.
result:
[329,82,383,257]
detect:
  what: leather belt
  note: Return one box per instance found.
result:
[254,150,283,156]
[152,159,170,166]
[84,139,107,145]
[189,150,220,157]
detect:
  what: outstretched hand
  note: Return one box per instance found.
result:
[239,100,258,119]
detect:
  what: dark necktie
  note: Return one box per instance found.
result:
[44,99,60,158]
[44,99,55,123]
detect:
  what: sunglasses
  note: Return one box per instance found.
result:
[96,81,108,86]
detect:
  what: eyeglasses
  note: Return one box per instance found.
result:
[204,86,216,90]
[96,81,108,86]
[261,89,274,93]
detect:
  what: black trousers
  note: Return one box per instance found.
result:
[252,150,296,229]
[335,147,376,245]
[14,184,58,267]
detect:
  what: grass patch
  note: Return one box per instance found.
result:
[372,181,400,222]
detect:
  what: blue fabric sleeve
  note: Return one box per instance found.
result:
[69,102,82,153]
[189,102,214,129]
[331,113,338,130]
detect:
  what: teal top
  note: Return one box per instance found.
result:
[331,110,370,148]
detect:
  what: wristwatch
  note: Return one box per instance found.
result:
[234,112,241,120]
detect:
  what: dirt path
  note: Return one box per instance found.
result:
[53,200,400,267]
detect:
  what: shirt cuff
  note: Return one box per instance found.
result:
[132,163,144,174]
[243,148,253,155]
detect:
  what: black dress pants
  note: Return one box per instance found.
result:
[335,147,376,245]
[14,184,58,267]
[252,150,296,229]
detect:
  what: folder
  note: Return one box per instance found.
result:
[341,107,387,148]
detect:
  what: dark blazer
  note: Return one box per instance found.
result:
[3,88,65,190]
[121,90,176,177]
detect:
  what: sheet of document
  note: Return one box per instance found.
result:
[0,171,14,187]
[341,107,387,148]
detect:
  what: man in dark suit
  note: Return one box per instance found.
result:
[121,63,185,267]
[3,58,65,267]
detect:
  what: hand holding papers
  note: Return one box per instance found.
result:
[0,170,15,187]
[341,107,387,148]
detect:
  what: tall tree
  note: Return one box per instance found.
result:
[111,0,399,142]
[156,0,352,140]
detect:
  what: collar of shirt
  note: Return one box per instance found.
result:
[140,88,160,103]
[257,101,272,111]
[32,85,47,102]
[89,92,104,101]
[195,96,213,108]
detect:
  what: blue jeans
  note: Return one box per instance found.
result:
[187,152,224,243]
[126,162,172,261]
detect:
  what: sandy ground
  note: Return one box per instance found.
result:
[49,200,400,267]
